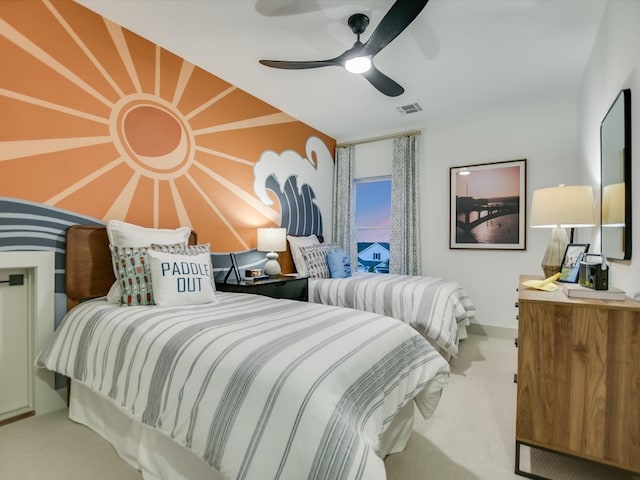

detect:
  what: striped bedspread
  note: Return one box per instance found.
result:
[308,273,476,357]
[37,292,449,480]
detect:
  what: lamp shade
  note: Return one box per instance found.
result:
[602,182,625,226]
[530,185,595,228]
[257,227,286,252]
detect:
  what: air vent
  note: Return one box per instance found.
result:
[397,103,422,115]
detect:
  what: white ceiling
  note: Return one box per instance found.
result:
[75,0,607,143]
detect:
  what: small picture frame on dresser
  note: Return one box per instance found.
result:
[558,243,589,283]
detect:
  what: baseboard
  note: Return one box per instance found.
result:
[467,322,517,339]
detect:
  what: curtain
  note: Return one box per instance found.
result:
[332,145,357,268]
[390,134,421,275]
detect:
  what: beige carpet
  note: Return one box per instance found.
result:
[0,334,636,480]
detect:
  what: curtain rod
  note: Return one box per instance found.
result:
[335,129,421,148]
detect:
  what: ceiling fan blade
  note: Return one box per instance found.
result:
[259,59,339,70]
[363,0,429,57]
[361,66,404,97]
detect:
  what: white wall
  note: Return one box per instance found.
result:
[351,94,581,333]
[578,0,640,299]
[422,95,581,333]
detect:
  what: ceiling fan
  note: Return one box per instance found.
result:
[259,0,429,97]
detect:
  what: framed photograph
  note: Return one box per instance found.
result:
[450,159,527,249]
[558,243,590,283]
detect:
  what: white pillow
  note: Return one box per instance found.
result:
[106,220,192,302]
[287,234,320,277]
[148,249,217,306]
[107,220,191,247]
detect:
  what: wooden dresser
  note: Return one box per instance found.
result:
[515,275,640,477]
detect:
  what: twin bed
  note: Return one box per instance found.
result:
[37,225,452,480]
[287,235,476,359]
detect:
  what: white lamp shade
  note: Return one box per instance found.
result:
[257,227,286,252]
[530,185,595,228]
[602,182,625,226]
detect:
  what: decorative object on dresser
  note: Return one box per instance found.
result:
[257,227,286,276]
[557,243,589,283]
[515,275,640,478]
[530,185,596,277]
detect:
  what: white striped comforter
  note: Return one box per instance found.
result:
[37,292,449,480]
[308,273,476,357]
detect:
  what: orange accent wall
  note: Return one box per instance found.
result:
[0,0,335,251]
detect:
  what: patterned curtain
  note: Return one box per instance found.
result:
[332,145,357,268]
[390,134,421,275]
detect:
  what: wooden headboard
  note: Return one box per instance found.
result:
[65,225,197,310]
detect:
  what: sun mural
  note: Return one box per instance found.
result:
[0,0,335,252]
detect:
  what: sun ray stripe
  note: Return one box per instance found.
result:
[103,171,142,220]
[153,178,159,227]
[103,19,143,93]
[173,60,195,105]
[168,180,192,228]
[193,160,279,223]
[185,86,236,120]
[0,19,114,107]
[195,146,254,167]
[0,88,108,124]
[154,45,161,97]
[43,0,126,98]
[0,137,112,162]
[193,112,296,135]
[45,158,124,205]
[184,172,249,249]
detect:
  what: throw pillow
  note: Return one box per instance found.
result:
[106,220,192,303]
[148,249,217,306]
[298,243,338,279]
[287,234,320,276]
[109,245,157,306]
[106,220,191,247]
[327,248,352,278]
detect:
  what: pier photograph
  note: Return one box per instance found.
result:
[450,159,526,250]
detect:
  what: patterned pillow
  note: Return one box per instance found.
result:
[109,245,162,306]
[287,235,320,276]
[148,247,217,306]
[299,243,338,279]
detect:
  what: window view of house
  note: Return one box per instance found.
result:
[355,178,391,273]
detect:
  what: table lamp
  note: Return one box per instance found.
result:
[602,182,625,226]
[257,227,286,276]
[530,185,595,277]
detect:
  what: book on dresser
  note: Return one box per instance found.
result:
[563,283,626,300]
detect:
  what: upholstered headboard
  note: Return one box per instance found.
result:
[64,225,197,310]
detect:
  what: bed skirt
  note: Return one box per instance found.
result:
[69,380,416,480]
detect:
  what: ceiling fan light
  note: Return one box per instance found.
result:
[345,56,371,74]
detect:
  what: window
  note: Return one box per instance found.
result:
[355,177,391,273]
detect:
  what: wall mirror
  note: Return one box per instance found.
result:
[600,88,632,260]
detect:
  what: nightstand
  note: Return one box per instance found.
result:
[215,276,308,301]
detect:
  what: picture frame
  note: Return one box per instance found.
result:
[450,159,527,250]
[223,252,241,284]
[558,243,590,283]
